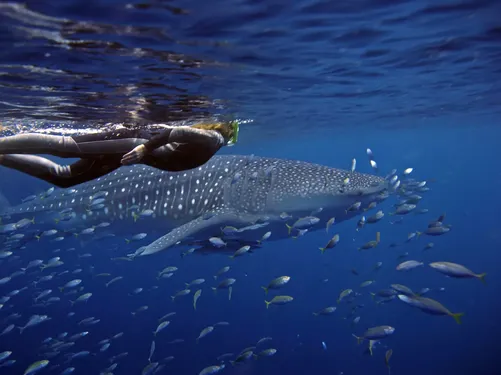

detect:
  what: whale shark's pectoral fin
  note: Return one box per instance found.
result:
[138,211,244,256]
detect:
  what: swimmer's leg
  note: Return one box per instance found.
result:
[0,130,148,158]
[0,154,120,188]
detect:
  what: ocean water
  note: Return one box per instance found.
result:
[0,1,500,375]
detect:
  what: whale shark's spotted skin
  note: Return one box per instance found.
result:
[1,155,387,256]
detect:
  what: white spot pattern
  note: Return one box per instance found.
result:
[2,156,386,250]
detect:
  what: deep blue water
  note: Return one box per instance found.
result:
[1,1,501,375]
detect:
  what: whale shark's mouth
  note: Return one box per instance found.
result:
[344,181,389,197]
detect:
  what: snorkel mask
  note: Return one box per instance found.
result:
[227,120,239,146]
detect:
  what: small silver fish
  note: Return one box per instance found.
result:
[209,237,226,248]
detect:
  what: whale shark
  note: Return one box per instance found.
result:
[0,155,389,256]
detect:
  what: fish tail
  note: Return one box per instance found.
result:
[185,283,190,287]
[125,239,130,244]
[17,326,24,334]
[39,265,47,271]
[285,224,292,235]
[69,300,75,306]
[319,247,325,253]
[376,232,381,243]
[170,296,175,302]
[211,287,217,294]
[312,312,318,316]
[35,235,40,241]
[477,273,487,284]
[370,292,375,300]
[265,300,271,309]
[261,287,268,295]
[368,344,373,356]
[451,312,464,325]
[352,334,362,345]
[213,275,217,280]
[416,231,422,238]
[54,218,60,224]
[59,287,64,293]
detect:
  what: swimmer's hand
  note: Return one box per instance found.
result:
[121,144,147,165]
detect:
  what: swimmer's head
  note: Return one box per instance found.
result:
[192,121,239,146]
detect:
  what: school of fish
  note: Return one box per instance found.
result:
[0,148,486,375]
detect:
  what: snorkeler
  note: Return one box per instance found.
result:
[0,121,239,188]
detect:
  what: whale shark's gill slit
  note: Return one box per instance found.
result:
[323,172,330,192]
[170,176,177,216]
[157,194,163,217]
[188,174,195,216]
[182,174,189,213]
[206,169,219,212]
[190,172,200,214]
[141,175,149,211]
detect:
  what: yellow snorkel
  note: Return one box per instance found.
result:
[227,120,239,146]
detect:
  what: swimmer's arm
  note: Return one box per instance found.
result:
[143,126,222,152]
[121,126,222,165]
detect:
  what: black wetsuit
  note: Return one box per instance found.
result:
[0,126,225,188]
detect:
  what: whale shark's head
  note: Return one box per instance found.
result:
[265,160,388,217]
